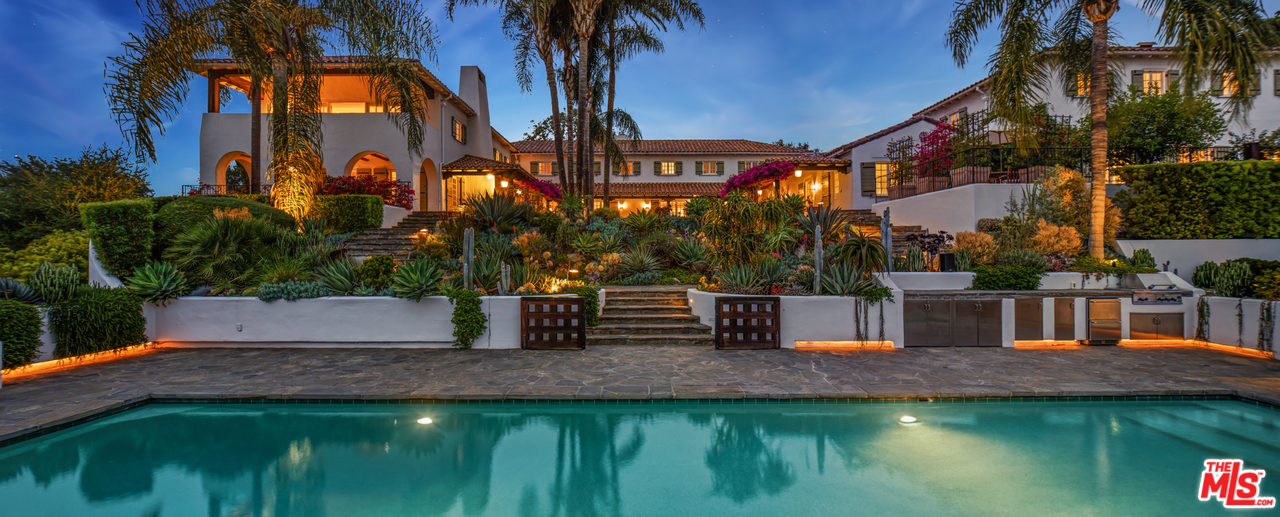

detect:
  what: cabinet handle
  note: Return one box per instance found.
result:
[1070,301,1075,309]
[1155,316,1162,325]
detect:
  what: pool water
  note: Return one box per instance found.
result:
[1,399,1277,516]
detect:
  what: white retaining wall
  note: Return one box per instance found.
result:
[1201,297,1279,353]
[1116,239,1280,283]
[382,205,409,228]
[687,287,905,349]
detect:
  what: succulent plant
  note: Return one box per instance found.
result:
[28,262,81,304]
[821,263,877,296]
[256,281,329,302]
[316,258,359,295]
[1192,261,1218,289]
[0,278,41,304]
[618,249,663,278]
[1130,248,1156,269]
[715,264,764,294]
[899,245,927,272]
[125,261,187,306]
[355,255,397,290]
[390,260,443,302]
[1214,261,1253,297]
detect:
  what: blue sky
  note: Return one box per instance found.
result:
[0,0,1162,196]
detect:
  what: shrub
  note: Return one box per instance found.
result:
[256,281,329,302]
[537,211,561,240]
[153,196,294,255]
[976,218,1003,234]
[0,230,90,282]
[1115,160,1280,238]
[591,207,620,220]
[1029,219,1082,257]
[1070,255,1158,277]
[1254,271,1280,301]
[995,249,1048,270]
[317,175,413,210]
[164,216,288,288]
[28,262,80,304]
[0,300,42,369]
[311,194,383,233]
[356,256,397,290]
[684,196,711,222]
[0,278,40,304]
[565,286,601,326]
[971,265,1044,290]
[80,199,154,277]
[447,288,486,349]
[621,271,662,285]
[125,261,187,305]
[228,193,271,205]
[390,260,443,302]
[953,231,996,265]
[47,286,147,358]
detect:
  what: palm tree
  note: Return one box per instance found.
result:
[106,0,437,220]
[946,0,1275,259]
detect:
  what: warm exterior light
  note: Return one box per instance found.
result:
[516,190,522,194]
[417,417,434,425]
[500,180,509,188]
[811,183,820,191]
[486,173,494,180]
[569,269,579,274]
[617,202,626,209]
[899,416,918,424]
[795,170,802,177]
[757,189,763,195]
[642,202,651,209]
[418,229,428,233]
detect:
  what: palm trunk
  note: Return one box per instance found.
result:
[577,36,592,204]
[270,55,291,213]
[561,54,577,196]
[543,53,569,193]
[604,26,616,205]
[1088,18,1109,259]
[250,77,263,195]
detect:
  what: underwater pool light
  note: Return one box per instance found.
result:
[417,417,434,425]
[899,415,918,424]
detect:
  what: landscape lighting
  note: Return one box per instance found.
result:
[416,417,434,425]
[899,415,918,424]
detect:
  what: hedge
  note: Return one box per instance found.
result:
[0,300,42,369]
[47,286,147,359]
[312,194,383,233]
[154,196,295,255]
[971,266,1044,291]
[1114,160,1280,239]
[80,199,154,278]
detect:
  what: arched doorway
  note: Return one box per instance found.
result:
[419,158,438,212]
[214,151,252,193]
[343,151,397,181]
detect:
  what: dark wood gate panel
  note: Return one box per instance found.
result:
[521,297,586,350]
[715,297,780,350]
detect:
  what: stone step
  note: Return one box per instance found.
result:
[599,314,701,325]
[601,305,692,315]
[601,290,686,298]
[588,323,711,336]
[586,334,714,346]
[606,297,689,307]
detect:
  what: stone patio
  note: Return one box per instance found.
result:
[2,344,1280,444]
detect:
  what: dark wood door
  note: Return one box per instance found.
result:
[521,297,586,350]
[715,297,780,350]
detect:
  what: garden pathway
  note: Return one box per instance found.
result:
[587,286,713,346]
[2,344,1280,445]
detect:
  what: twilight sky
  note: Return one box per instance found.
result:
[0,0,1162,195]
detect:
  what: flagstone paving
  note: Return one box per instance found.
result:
[2,344,1279,443]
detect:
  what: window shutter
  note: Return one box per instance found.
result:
[1131,70,1144,92]
[1250,74,1262,96]
[1167,69,1180,90]
[1212,74,1224,96]
[717,161,725,175]
[860,162,876,197]
[1275,73,1280,96]
[451,117,457,140]
[694,161,703,175]
[551,162,559,175]
[674,162,683,175]
[632,161,639,175]
[531,162,540,175]
[654,161,661,175]
[738,161,746,173]
[462,124,467,144]
[594,161,601,175]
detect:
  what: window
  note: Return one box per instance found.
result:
[1222,73,1239,96]
[1141,70,1164,94]
[493,148,501,162]
[739,160,763,173]
[1075,73,1089,97]
[354,167,391,181]
[697,161,724,175]
[873,163,890,197]
[532,162,558,176]
[945,108,967,126]
[616,161,640,176]
[329,102,367,113]
[655,161,681,175]
[451,117,467,144]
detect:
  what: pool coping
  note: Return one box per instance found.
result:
[4,389,1280,449]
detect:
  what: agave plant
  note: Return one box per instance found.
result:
[462,192,521,230]
[28,262,81,304]
[715,264,764,295]
[461,254,503,293]
[760,226,802,254]
[390,259,443,302]
[829,228,888,273]
[618,249,664,279]
[751,255,790,289]
[126,261,187,306]
[572,233,603,259]
[0,278,41,304]
[315,257,359,295]
[798,205,850,242]
[476,232,519,261]
[778,194,807,216]
[821,263,877,296]
[671,237,710,271]
[256,256,314,284]
[624,209,668,236]
[597,233,625,254]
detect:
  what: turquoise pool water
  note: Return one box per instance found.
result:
[0,399,1276,516]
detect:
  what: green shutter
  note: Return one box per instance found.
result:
[674,162,683,175]
[450,117,457,140]
[738,161,746,173]
[1275,73,1280,96]
[860,162,876,197]
[1167,69,1180,90]
[1250,74,1262,96]
[717,161,725,175]
[551,162,559,175]
[1212,74,1225,96]
[694,161,703,175]
[654,161,661,175]
[532,161,541,175]
[632,162,639,176]
[594,161,601,175]
[1131,70,1144,92]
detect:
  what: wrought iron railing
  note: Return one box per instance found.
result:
[181,184,272,196]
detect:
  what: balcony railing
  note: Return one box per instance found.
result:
[181,184,272,196]
[882,145,1251,201]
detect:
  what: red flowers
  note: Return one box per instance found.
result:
[318,176,414,209]
[514,177,563,201]
[721,161,796,197]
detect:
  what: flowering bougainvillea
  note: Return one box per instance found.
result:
[913,123,956,178]
[317,176,414,209]
[720,160,796,197]
[515,177,563,201]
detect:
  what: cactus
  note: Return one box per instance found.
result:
[28,262,81,304]
[901,245,927,272]
[813,227,824,295]
[1130,248,1156,268]
[1213,261,1252,297]
[1192,261,1219,289]
[955,249,975,272]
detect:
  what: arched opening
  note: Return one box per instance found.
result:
[344,151,397,181]
[214,151,252,194]
[419,158,438,212]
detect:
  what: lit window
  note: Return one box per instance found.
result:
[1141,71,1164,94]
[1076,73,1089,97]
[874,163,890,196]
[1222,72,1239,96]
[493,148,501,162]
[329,102,367,113]
[699,161,723,175]
[452,118,467,144]
[658,162,677,175]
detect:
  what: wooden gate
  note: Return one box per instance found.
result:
[521,297,587,350]
[715,297,780,350]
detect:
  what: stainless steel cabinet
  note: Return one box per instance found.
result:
[904,299,1002,347]
[1054,298,1076,341]
[1130,313,1185,340]
[1087,298,1122,344]
[954,299,1002,347]
[1014,299,1044,341]
[904,300,952,347]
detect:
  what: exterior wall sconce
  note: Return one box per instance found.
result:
[485,173,494,180]
[617,202,626,209]
[500,180,509,188]
[794,170,802,178]
[757,190,763,195]
[811,183,820,191]
[641,202,651,209]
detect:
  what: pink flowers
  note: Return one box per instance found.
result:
[318,176,415,209]
[914,123,956,178]
[720,161,796,197]
[515,177,563,201]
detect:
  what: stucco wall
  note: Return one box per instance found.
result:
[1202,297,1279,353]
[1116,240,1280,282]
[838,119,942,210]
[872,183,1024,234]
[687,289,904,349]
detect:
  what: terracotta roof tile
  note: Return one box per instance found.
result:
[513,139,809,155]
[790,153,852,165]
[592,182,722,197]
[442,155,529,177]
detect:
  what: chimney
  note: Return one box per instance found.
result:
[1136,42,1156,48]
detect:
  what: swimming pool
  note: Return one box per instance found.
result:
[0,399,1275,516]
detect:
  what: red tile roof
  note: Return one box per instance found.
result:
[442,155,533,182]
[825,116,941,157]
[592,182,723,197]
[513,139,809,155]
[790,153,852,166]
[912,77,990,118]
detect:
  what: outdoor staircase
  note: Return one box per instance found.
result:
[587,286,714,346]
[345,211,456,260]
[841,209,927,257]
